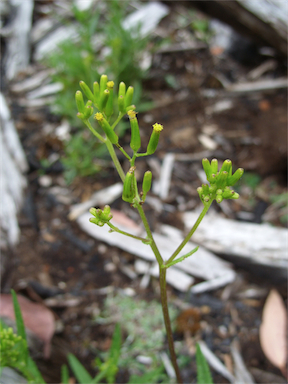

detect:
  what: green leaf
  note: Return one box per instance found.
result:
[109,323,121,364]
[196,343,213,384]
[61,364,69,384]
[11,290,28,363]
[68,353,93,384]
[128,366,165,383]
[26,356,46,383]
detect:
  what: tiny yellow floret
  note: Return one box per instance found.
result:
[127,110,137,119]
[153,123,163,132]
[107,81,114,89]
[94,112,104,121]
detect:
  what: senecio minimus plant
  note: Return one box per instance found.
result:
[76,75,244,383]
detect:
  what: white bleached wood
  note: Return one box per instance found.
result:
[183,212,288,269]
[198,341,235,383]
[158,153,175,200]
[0,93,28,173]
[27,83,64,99]
[76,212,235,291]
[0,93,27,247]
[69,183,123,220]
[123,2,169,37]
[5,0,34,79]
[231,339,255,384]
[10,70,52,93]
[33,25,78,61]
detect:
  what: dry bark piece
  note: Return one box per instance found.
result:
[259,289,287,375]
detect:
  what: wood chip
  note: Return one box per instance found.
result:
[69,183,123,220]
[183,212,288,270]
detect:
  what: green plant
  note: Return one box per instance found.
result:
[0,291,45,384]
[76,74,244,382]
[62,131,108,184]
[66,323,121,384]
[196,344,213,384]
[46,1,151,183]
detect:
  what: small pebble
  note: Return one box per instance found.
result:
[39,175,52,187]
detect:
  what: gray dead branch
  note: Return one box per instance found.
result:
[4,0,34,80]
[75,210,236,292]
[231,339,255,384]
[183,212,287,272]
[198,340,235,383]
[10,70,53,93]
[123,2,169,38]
[192,0,287,56]
[226,77,288,93]
[0,93,28,248]
[69,183,123,220]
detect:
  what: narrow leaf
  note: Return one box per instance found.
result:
[196,343,213,384]
[68,353,93,384]
[259,289,287,372]
[11,290,28,363]
[61,364,69,384]
[11,290,26,341]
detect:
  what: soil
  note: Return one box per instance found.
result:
[1,3,287,384]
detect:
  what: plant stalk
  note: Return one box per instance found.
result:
[159,267,183,384]
[167,201,212,265]
[136,204,163,265]
[105,139,126,182]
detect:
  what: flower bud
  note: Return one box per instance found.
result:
[126,105,136,113]
[118,95,125,113]
[216,171,228,188]
[75,90,85,113]
[197,187,204,201]
[202,184,210,196]
[227,168,244,186]
[220,159,232,177]
[93,82,100,104]
[118,82,126,98]
[216,195,223,204]
[222,188,235,199]
[99,89,110,111]
[79,81,94,102]
[122,166,136,203]
[210,159,218,175]
[77,112,85,120]
[99,74,108,95]
[128,110,141,152]
[202,158,211,180]
[147,123,163,155]
[124,86,134,108]
[83,105,94,119]
[104,81,114,118]
[94,112,118,144]
[142,171,152,201]
[208,173,217,184]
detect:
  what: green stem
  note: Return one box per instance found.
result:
[136,203,182,381]
[115,144,131,161]
[159,267,183,384]
[105,139,126,182]
[136,204,163,266]
[111,112,125,130]
[166,201,212,265]
[107,223,151,243]
[85,120,105,143]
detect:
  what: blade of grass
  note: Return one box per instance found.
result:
[68,353,93,384]
[196,343,213,384]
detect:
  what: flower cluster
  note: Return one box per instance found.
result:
[198,158,244,205]
[89,205,113,227]
[0,326,24,367]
